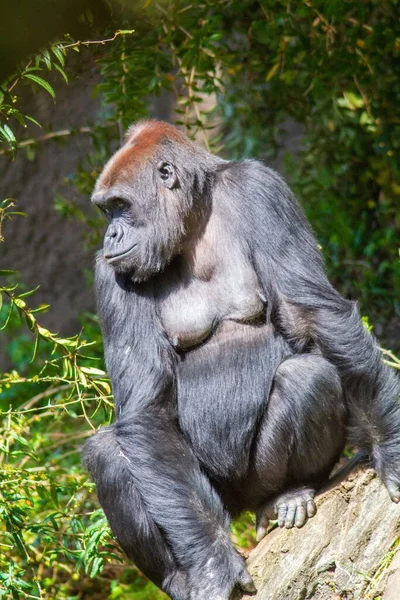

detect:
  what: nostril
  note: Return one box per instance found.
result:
[107,229,117,239]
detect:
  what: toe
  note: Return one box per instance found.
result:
[294,499,307,528]
[307,498,317,517]
[255,507,271,542]
[255,524,267,542]
[238,577,257,594]
[284,501,296,529]
[386,480,400,503]
[277,503,288,527]
[238,567,257,594]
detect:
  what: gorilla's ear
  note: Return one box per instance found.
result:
[157,161,178,189]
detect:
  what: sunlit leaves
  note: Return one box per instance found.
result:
[23,73,56,99]
[0,39,67,153]
[0,195,116,597]
[0,276,115,599]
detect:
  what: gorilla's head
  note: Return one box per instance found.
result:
[92,120,217,282]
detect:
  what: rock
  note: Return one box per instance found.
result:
[236,469,400,600]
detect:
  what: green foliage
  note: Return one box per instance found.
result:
[0,45,67,152]
[215,0,400,327]
[231,513,257,551]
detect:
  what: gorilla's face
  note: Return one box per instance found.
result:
[92,120,213,282]
[92,160,190,282]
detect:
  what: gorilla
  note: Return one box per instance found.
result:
[83,120,400,600]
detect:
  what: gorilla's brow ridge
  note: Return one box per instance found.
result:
[98,120,189,188]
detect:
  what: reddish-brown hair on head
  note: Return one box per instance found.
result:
[125,119,189,147]
[98,120,190,189]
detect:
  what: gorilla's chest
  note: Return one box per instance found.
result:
[157,260,265,350]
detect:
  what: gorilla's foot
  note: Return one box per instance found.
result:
[256,487,317,541]
[189,553,256,600]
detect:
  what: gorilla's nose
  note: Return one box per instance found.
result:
[106,225,123,244]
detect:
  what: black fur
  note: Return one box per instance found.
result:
[83,121,400,600]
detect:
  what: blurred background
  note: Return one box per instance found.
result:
[0,1,399,599]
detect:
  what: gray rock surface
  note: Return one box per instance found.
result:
[238,469,400,600]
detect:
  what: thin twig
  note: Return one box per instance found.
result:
[59,29,134,50]
[20,384,72,410]
[0,122,116,155]
[7,60,32,94]
[354,75,372,117]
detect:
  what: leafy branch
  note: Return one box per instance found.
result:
[0,122,117,156]
[381,348,400,371]
[59,29,134,50]
[0,281,112,425]
[0,30,134,154]
[0,198,25,241]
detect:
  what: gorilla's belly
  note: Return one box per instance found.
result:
[175,320,283,478]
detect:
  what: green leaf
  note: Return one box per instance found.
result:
[9,109,26,127]
[1,303,14,329]
[13,298,26,309]
[55,337,77,347]
[80,366,107,376]
[54,63,68,83]
[88,555,104,578]
[79,370,88,387]
[343,91,364,110]
[51,45,66,66]
[37,325,52,338]
[0,269,17,276]
[23,66,41,73]
[25,312,35,332]
[30,304,50,314]
[2,124,16,145]
[25,115,42,128]
[50,485,59,507]
[23,74,56,99]
[42,49,52,70]
[95,380,111,395]
[19,286,40,298]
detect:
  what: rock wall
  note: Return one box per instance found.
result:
[0,72,101,367]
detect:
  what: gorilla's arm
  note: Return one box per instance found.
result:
[218,161,400,500]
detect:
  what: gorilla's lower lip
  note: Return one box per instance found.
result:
[105,244,137,263]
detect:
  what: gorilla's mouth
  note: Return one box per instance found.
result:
[105,244,137,263]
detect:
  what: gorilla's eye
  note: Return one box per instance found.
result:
[157,161,177,189]
[158,162,173,180]
[114,199,127,211]
[98,199,127,218]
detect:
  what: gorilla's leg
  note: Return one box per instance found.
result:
[83,427,187,600]
[84,425,255,600]
[253,354,346,540]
